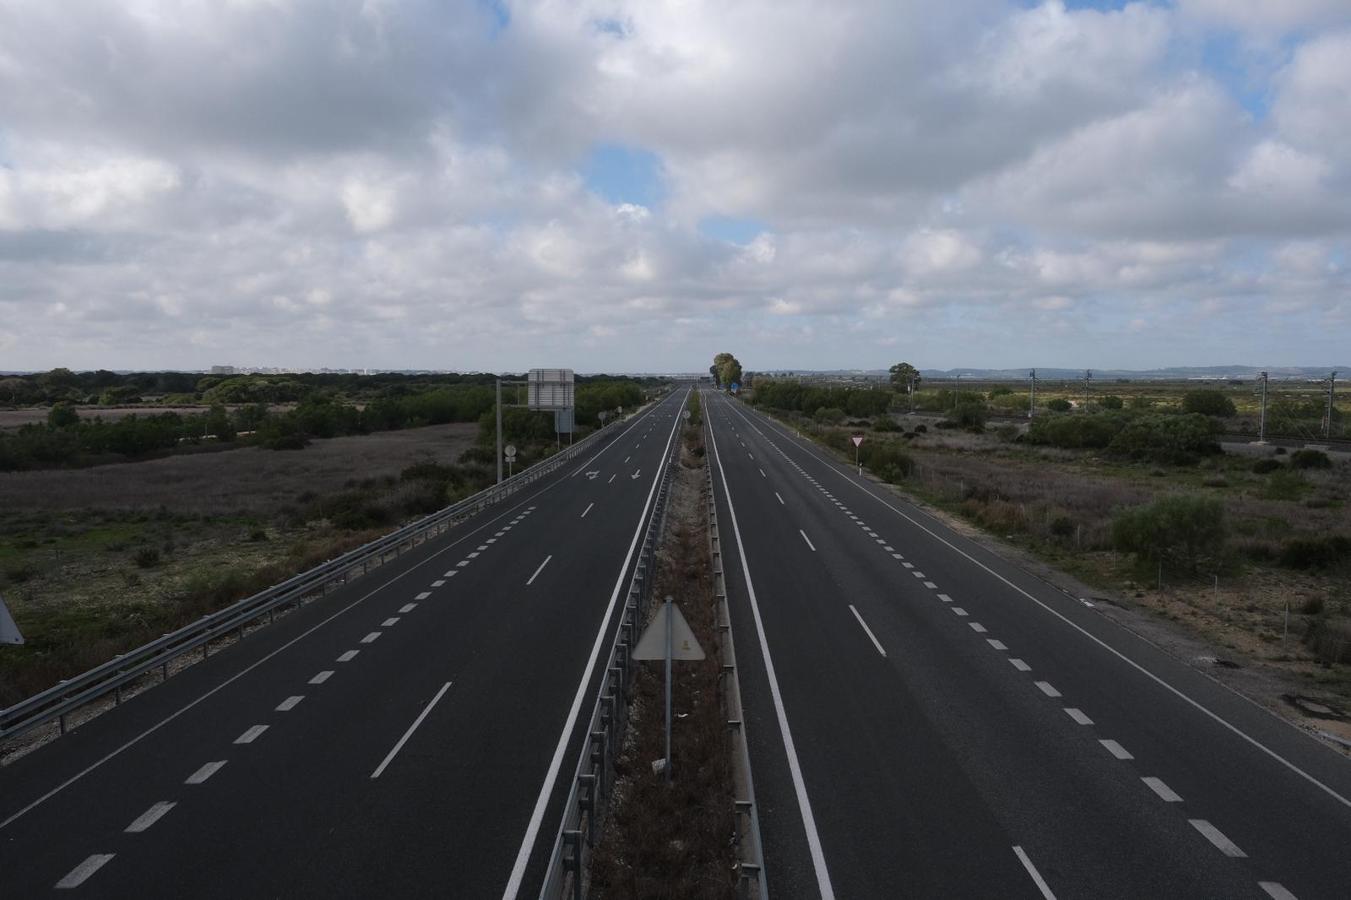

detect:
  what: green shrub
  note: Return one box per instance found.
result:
[1098,395,1124,410]
[1106,414,1221,464]
[814,407,846,424]
[1263,470,1307,501]
[1111,495,1226,570]
[860,441,914,483]
[1181,390,1237,418]
[1046,398,1072,412]
[947,403,987,432]
[1290,449,1332,470]
[872,417,901,432]
[133,547,161,568]
[1026,412,1125,449]
[1278,535,1351,570]
[1252,458,1282,474]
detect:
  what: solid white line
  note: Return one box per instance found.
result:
[338,650,359,662]
[775,492,784,505]
[799,530,816,552]
[1012,846,1057,900]
[987,639,1008,651]
[1010,658,1031,672]
[276,695,304,711]
[581,502,594,518]
[1101,739,1134,760]
[1065,708,1093,726]
[185,760,227,784]
[55,854,115,889]
[1035,681,1062,698]
[849,605,887,657]
[503,389,690,900]
[1190,819,1246,857]
[234,725,267,744]
[1142,776,1183,802]
[706,395,836,899]
[310,670,333,685]
[399,603,417,613]
[382,617,400,627]
[125,801,175,833]
[370,681,453,779]
[1259,882,1298,899]
[361,631,381,643]
[729,400,1351,813]
[526,555,553,586]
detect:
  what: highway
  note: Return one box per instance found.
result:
[701,388,1351,900]
[0,388,688,898]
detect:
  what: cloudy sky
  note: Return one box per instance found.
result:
[1,0,1348,373]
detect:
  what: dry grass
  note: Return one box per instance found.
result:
[588,424,735,900]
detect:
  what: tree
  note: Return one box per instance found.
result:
[48,402,79,429]
[1181,390,1236,418]
[1112,495,1226,571]
[712,352,742,389]
[889,362,921,391]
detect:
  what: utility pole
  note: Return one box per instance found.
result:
[909,376,916,413]
[495,376,503,485]
[1326,370,1338,440]
[1029,369,1037,419]
[1257,371,1269,443]
[1083,369,1092,410]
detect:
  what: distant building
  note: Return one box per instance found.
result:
[210,366,237,375]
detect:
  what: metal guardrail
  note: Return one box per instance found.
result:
[0,415,630,746]
[537,406,683,900]
[705,425,768,899]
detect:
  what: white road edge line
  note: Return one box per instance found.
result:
[370,681,453,779]
[125,801,176,833]
[1189,819,1247,857]
[849,605,887,658]
[728,399,1351,812]
[503,389,690,900]
[799,529,816,552]
[705,393,836,899]
[185,760,227,784]
[526,554,553,586]
[1012,846,1057,900]
[55,854,115,889]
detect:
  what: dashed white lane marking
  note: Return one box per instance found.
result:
[849,605,887,658]
[912,571,927,579]
[526,554,553,585]
[185,760,227,785]
[276,695,304,712]
[1012,846,1057,900]
[581,502,594,518]
[1259,882,1298,899]
[799,530,816,552]
[432,578,447,585]
[456,560,469,567]
[56,854,115,889]
[760,468,766,478]
[444,570,457,577]
[891,552,903,559]
[902,562,914,569]
[338,650,359,662]
[234,725,268,744]
[399,603,417,614]
[937,593,952,602]
[415,591,431,600]
[494,531,505,537]
[361,631,382,643]
[1065,708,1093,726]
[1100,739,1134,760]
[987,639,1008,651]
[775,492,785,505]
[923,581,938,589]
[969,622,988,633]
[1035,681,1062,698]
[125,801,176,833]
[875,538,887,545]
[476,545,488,552]
[382,617,400,627]
[371,681,454,779]
[951,607,968,617]
[309,670,334,685]
[1142,776,1182,802]
[883,545,894,551]
[467,552,480,559]
[608,474,616,483]
[1010,658,1031,672]
[1189,819,1246,857]
[624,456,630,463]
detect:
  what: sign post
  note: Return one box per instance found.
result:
[632,596,705,782]
[851,434,864,476]
[504,444,516,478]
[0,594,24,646]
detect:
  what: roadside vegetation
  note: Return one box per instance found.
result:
[746,372,1351,712]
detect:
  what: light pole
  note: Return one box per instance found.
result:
[1326,370,1338,440]
[1029,369,1037,419]
[495,376,503,484]
[1083,369,1092,410]
[1257,371,1268,443]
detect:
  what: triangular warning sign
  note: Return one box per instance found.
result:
[0,593,24,646]
[632,601,705,661]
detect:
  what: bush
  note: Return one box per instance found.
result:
[1099,395,1124,410]
[1106,414,1221,465]
[814,407,847,424]
[133,547,161,568]
[1046,398,1072,412]
[1111,495,1226,570]
[1252,458,1282,474]
[1182,390,1236,418]
[1304,618,1351,665]
[1026,412,1125,449]
[947,403,987,432]
[1290,449,1332,470]
[872,417,901,432]
[859,441,914,483]
[1278,535,1351,570]
[1263,470,1307,501]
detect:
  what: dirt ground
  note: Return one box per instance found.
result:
[0,423,476,516]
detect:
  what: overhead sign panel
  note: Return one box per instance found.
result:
[528,368,575,410]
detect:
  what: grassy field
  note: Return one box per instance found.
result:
[0,424,478,706]
[756,401,1351,722]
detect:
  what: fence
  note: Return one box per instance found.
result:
[0,412,628,746]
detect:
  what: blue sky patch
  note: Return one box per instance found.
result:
[699,216,769,245]
[582,143,664,208]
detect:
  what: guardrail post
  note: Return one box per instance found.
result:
[562,830,583,900]
[577,773,597,844]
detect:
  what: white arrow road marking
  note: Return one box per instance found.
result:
[630,469,642,480]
